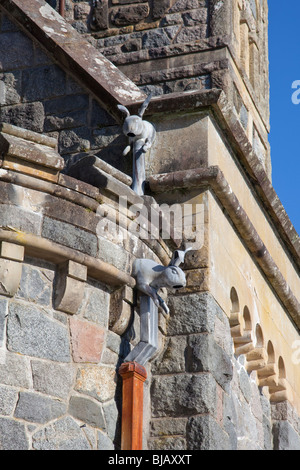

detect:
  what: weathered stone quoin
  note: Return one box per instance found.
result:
[0,0,299,450]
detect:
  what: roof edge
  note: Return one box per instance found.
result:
[0,0,146,122]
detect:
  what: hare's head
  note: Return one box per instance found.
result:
[117,93,153,138]
[152,265,187,290]
[123,115,144,138]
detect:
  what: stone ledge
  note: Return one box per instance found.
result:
[0,123,64,183]
[139,88,299,272]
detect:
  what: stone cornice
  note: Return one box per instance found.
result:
[137,88,300,273]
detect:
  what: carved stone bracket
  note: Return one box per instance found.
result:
[54,260,87,315]
[0,241,24,297]
[109,285,134,335]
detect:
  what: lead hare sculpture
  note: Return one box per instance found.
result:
[132,248,191,315]
[124,248,191,365]
[118,94,156,195]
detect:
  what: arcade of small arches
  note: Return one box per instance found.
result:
[229,287,289,405]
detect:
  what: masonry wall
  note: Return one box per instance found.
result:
[0,259,119,450]
[0,9,130,175]
[149,292,300,450]
[61,0,271,177]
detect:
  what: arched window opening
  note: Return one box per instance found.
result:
[278,357,286,380]
[267,341,275,364]
[243,306,252,331]
[230,287,240,313]
[255,324,264,348]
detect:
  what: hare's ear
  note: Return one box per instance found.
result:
[169,247,192,267]
[138,92,153,117]
[117,104,130,117]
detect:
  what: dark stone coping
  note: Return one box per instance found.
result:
[0,0,146,123]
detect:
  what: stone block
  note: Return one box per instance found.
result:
[83,282,110,327]
[92,0,108,30]
[0,122,57,148]
[0,384,18,416]
[0,258,23,298]
[148,436,186,450]
[97,430,114,450]
[0,130,64,170]
[142,28,171,49]
[0,31,34,71]
[58,127,91,155]
[68,395,106,429]
[150,417,187,437]
[32,416,90,450]
[187,414,230,450]
[74,2,91,20]
[151,335,186,375]
[0,417,28,450]
[0,241,24,262]
[0,204,42,236]
[70,316,106,363]
[151,373,216,418]
[22,65,66,102]
[273,421,300,450]
[42,216,98,257]
[0,102,45,133]
[0,71,22,105]
[31,360,75,400]
[14,391,66,424]
[166,292,217,336]
[75,365,116,402]
[186,334,233,390]
[153,0,173,19]
[0,352,30,388]
[7,302,71,362]
[109,285,134,335]
[44,108,88,132]
[17,263,52,306]
[103,396,120,441]
[110,4,149,26]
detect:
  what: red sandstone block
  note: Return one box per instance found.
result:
[70,317,105,363]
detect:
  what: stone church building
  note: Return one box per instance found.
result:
[0,0,299,450]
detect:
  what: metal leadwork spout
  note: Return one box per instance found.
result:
[124,248,190,366]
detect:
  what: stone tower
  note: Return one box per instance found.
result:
[0,0,299,451]
[88,0,271,177]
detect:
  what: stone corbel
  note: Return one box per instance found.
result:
[109,285,134,335]
[54,260,87,314]
[0,241,24,297]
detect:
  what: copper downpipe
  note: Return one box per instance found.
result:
[59,0,65,17]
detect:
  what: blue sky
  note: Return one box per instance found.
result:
[268,2,300,234]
